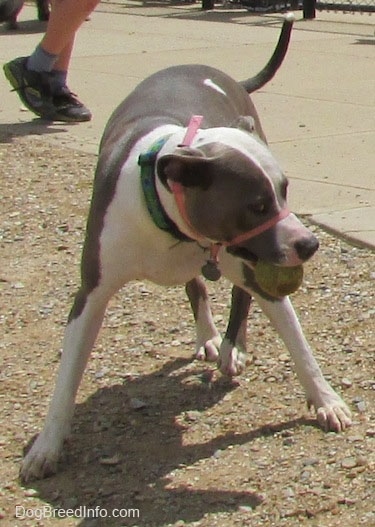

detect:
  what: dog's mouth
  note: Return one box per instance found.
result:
[226,246,258,265]
[226,245,287,268]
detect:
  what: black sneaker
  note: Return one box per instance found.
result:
[3,57,92,122]
[51,86,92,123]
[3,56,54,117]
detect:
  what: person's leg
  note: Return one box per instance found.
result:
[40,0,99,57]
[3,0,100,122]
[27,37,74,94]
[48,39,74,94]
[52,40,74,75]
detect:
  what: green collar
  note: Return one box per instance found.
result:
[138,136,192,242]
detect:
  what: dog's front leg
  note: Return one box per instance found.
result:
[218,286,252,376]
[256,295,352,432]
[20,286,111,482]
[186,278,221,361]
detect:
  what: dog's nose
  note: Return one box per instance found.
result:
[294,236,319,261]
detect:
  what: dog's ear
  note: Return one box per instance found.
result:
[231,116,256,134]
[157,150,213,191]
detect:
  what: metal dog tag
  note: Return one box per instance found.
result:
[201,260,221,281]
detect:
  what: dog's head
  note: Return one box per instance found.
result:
[157,126,318,267]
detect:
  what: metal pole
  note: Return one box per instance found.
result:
[303,0,316,18]
[202,0,215,10]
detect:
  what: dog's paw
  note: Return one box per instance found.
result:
[217,339,246,377]
[195,335,221,362]
[308,395,352,433]
[20,434,63,482]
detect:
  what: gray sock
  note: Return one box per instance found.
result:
[27,45,59,73]
[49,70,68,94]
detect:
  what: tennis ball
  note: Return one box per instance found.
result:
[254,261,303,298]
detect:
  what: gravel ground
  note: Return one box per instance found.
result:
[0,134,374,526]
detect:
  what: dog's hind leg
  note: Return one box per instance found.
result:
[256,295,352,432]
[218,286,252,376]
[20,282,114,482]
[186,277,221,361]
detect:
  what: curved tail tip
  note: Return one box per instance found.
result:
[285,12,295,23]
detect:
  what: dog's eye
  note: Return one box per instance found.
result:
[250,202,268,215]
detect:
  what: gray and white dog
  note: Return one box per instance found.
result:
[21,14,351,482]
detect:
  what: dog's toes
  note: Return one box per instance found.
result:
[20,434,64,482]
[315,403,352,433]
[217,340,245,376]
[195,335,221,362]
[20,451,59,483]
[218,358,245,377]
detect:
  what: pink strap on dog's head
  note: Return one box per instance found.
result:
[223,207,290,247]
[170,179,290,247]
[169,181,206,241]
[170,114,206,240]
[179,115,203,147]
[206,207,290,278]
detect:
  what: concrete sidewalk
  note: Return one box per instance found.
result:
[1,2,374,248]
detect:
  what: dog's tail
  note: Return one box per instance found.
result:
[240,12,295,94]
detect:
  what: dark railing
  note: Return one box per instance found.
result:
[303,0,375,17]
[202,0,375,18]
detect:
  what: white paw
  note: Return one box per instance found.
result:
[217,339,246,377]
[308,395,352,433]
[195,335,221,362]
[20,433,64,482]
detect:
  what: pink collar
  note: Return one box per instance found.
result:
[172,115,290,279]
